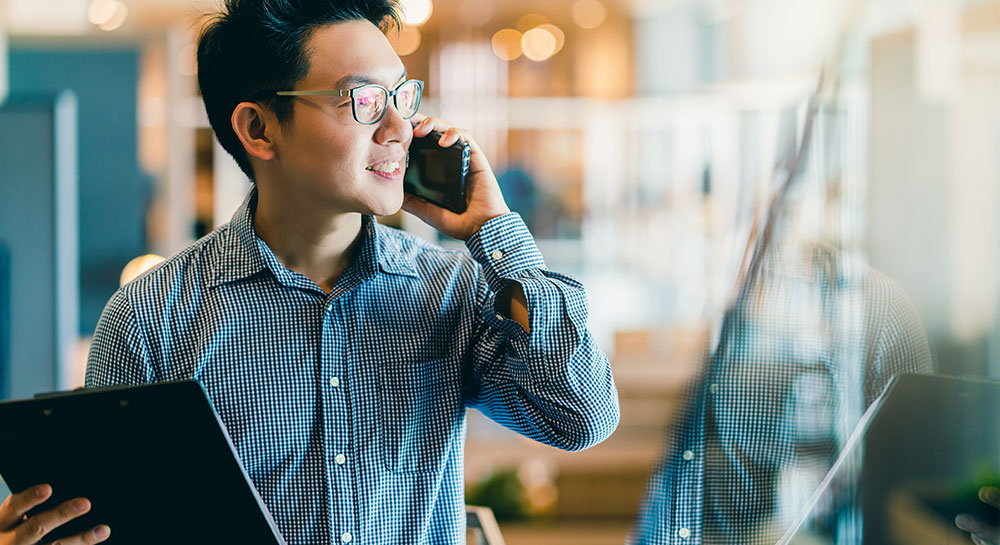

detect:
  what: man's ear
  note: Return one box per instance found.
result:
[231,102,278,162]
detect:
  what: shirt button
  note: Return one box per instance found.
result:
[491,249,504,260]
[682,450,695,461]
[335,454,346,465]
[341,532,353,543]
[496,314,505,321]
[709,383,719,394]
[678,528,691,539]
[329,376,340,387]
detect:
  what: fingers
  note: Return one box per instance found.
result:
[982,487,1000,509]
[411,117,471,148]
[438,127,466,147]
[47,525,111,545]
[957,514,1000,545]
[0,485,51,530]
[411,116,435,138]
[13,498,90,545]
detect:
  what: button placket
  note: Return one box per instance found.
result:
[324,300,356,544]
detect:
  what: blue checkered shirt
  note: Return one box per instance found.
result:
[85,188,620,545]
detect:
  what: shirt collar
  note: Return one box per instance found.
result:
[210,186,418,289]
[210,188,267,288]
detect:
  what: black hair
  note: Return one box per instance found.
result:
[197,0,401,179]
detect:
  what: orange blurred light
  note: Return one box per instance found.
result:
[491,29,523,61]
[399,0,433,26]
[97,3,127,31]
[89,0,127,31]
[459,0,493,26]
[87,0,116,25]
[571,0,607,29]
[393,26,422,56]
[516,13,548,32]
[522,27,556,61]
[120,254,165,287]
[536,23,565,55]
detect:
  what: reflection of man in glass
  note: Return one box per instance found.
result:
[631,244,933,544]
[630,108,934,543]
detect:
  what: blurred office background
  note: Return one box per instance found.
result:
[1,0,999,542]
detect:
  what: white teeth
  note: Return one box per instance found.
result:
[367,161,400,173]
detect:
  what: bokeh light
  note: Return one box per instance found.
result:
[516,13,549,32]
[571,0,607,29]
[392,26,422,56]
[87,0,116,25]
[491,29,523,61]
[536,23,565,55]
[522,27,557,62]
[458,0,493,26]
[120,254,165,287]
[88,0,128,31]
[398,0,433,26]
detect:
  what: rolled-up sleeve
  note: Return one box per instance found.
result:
[463,213,620,451]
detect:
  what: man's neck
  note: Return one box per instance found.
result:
[253,183,364,294]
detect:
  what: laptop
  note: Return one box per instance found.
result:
[779,373,1000,545]
[0,380,287,544]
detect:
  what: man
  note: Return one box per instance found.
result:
[0,1,620,543]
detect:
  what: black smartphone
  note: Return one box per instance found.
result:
[404,130,471,214]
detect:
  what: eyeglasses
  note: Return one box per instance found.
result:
[275,79,424,125]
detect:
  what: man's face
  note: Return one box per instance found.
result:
[270,20,412,216]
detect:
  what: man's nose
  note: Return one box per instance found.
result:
[374,100,411,144]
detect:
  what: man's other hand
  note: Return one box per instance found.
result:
[956,486,1000,545]
[0,484,109,545]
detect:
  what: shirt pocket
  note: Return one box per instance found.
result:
[379,358,462,474]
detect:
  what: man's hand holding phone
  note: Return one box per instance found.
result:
[0,485,109,545]
[403,114,510,241]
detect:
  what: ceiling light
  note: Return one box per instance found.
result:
[536,24,565,55]
[522,27,556,61]
[97,2,127,31]
[399,0,433,26]
[571,0,607,29]
[394,26,422,56]
[491,29,523,61]
[516,13,548,32]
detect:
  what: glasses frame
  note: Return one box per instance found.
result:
[275,79,424,125]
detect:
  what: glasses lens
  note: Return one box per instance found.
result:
[354,86,387,124]
[395,81,422,118]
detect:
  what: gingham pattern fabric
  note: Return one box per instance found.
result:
[85,187,620,545]
[631,244,933,545]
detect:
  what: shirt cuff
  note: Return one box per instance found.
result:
[465,213,546,292]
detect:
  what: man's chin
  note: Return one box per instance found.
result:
[367,195,405,217]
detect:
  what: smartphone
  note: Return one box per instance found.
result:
[404,130,471,214]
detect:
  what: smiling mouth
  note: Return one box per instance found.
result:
[366,160,401,174]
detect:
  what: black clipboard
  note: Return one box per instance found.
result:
[0,380,286,544]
